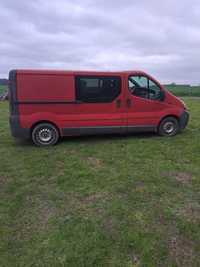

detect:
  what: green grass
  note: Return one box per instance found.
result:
[0,85,7,94]
[1,98,200,266]
[164,85,200,97]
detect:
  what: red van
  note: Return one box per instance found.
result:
[9,69,189,146]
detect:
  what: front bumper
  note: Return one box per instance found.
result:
[179,110,189,130]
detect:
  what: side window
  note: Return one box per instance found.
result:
[129,76,149,99]
[76,76,121,103]
[148,79,162,100]
[128,75,161,100]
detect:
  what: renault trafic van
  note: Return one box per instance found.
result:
[9,70,189,146]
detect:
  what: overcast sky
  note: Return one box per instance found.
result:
[1,0,200,84]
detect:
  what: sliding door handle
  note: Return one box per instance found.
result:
[116,99,121,108]
[126,98,131,108]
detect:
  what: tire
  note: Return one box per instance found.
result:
[158,117,179,137]
[31,123,59,146]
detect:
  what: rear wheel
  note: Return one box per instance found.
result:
[32,123,59,146]
[158,117,179,136]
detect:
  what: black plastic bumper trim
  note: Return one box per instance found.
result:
[9,116,30,139]
[179,110,189,130]
[62,125,156,136]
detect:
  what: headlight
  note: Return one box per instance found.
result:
[180,99,187,109]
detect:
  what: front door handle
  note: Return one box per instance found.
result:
[116,99,121,108]
[126,98,131,108]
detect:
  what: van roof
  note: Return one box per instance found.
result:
[14,69,148,76]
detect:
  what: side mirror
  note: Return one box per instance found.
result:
[159,90,165,101]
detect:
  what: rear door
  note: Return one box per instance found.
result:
[125,73,169,131]
[62,74,126,135]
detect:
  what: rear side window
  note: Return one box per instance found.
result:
[75,76,121,103]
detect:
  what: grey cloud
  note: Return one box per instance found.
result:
[1,0,200,84]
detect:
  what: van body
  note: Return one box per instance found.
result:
[9,69,189,146]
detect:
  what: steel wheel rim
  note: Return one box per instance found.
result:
[38,128,52,142]
[163,121,175,134]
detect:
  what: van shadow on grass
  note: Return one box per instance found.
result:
[13,132,158,147]
[58,132,157,145]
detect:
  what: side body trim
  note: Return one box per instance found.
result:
[13,100,83,105]
[62,125,157,136]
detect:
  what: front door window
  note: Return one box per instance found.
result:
[128,75,162,100]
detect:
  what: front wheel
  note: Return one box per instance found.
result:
[32,123,59,146]
[158,117,179,137]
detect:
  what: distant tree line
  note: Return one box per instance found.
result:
[164,83,190,88]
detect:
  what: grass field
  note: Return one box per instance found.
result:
[0,98,200,266]
[0,85,7,94]
[164,85,200,97]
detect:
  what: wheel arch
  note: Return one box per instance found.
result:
[158,114,180,128]
[30,120,61,136]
